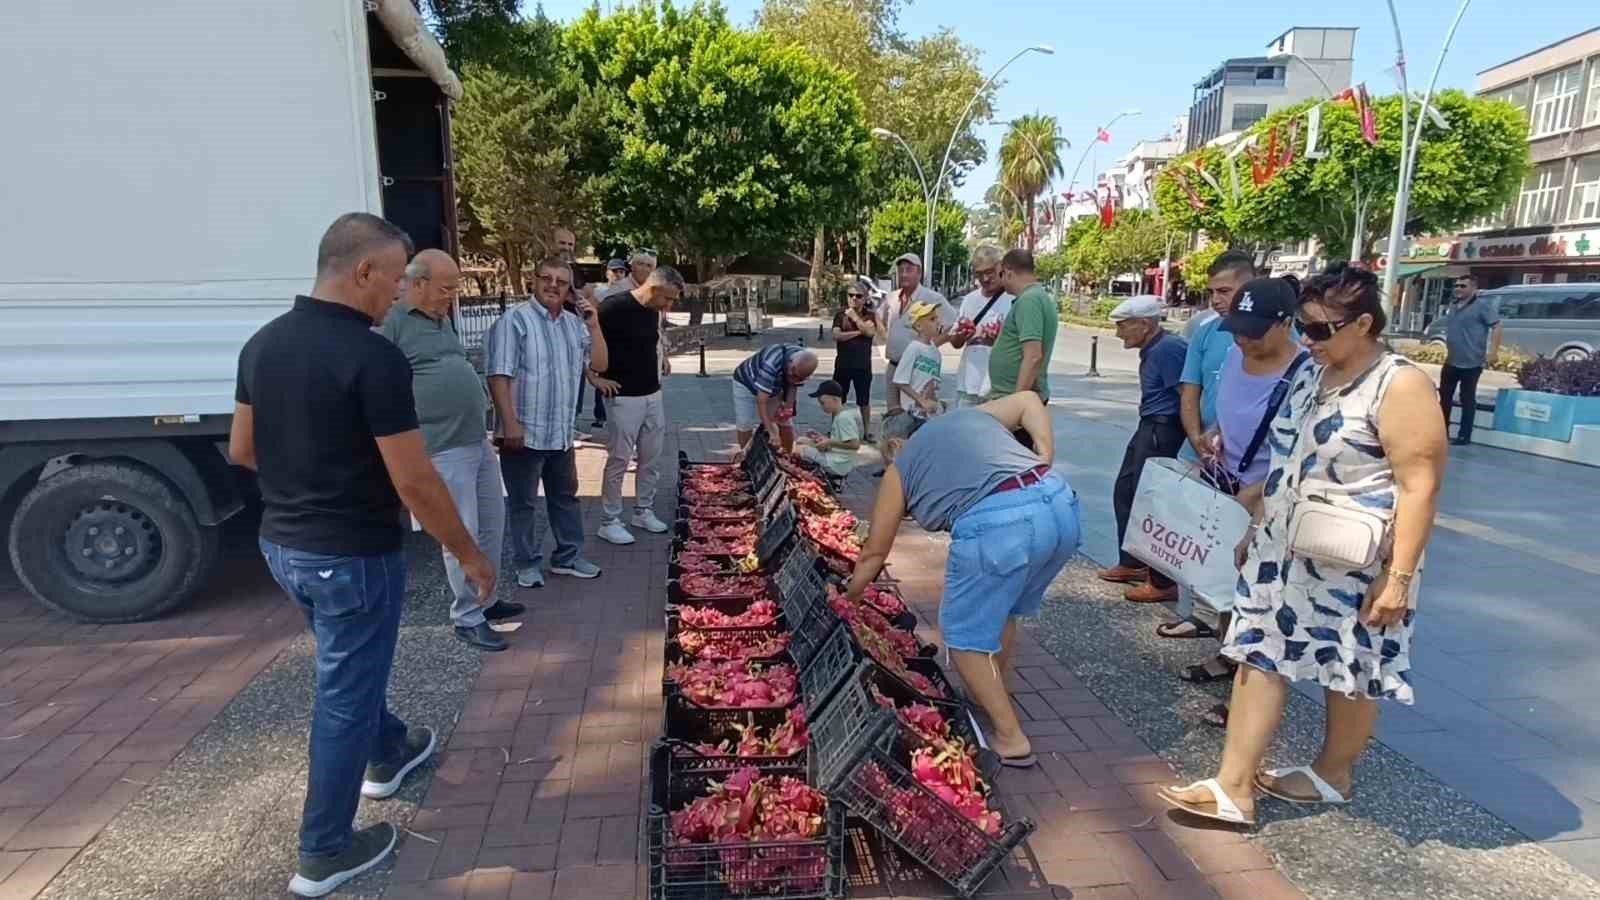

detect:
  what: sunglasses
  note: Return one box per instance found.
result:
[1294,316,1357,342]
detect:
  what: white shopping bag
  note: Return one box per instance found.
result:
[1121,458,1251,609]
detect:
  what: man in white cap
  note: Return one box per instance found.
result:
[1098,296,1188,600]
[876,253,955,426]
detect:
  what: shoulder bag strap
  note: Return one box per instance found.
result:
[970,293,1004,327]
[1238,351,1310,475]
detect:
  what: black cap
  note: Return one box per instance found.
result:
[606,258,627,271]
[809,380,846,399]
[1220,277,1297,339]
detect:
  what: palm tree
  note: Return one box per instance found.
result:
[998,114,1065,252]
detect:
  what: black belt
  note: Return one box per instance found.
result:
[1143,415,1180,425]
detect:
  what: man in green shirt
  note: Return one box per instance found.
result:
[987,249,1058,401]
[380,249,518,652]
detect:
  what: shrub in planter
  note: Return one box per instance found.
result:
[1518,355,1600,397]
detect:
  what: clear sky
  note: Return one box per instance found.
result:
[524,1,1595,205]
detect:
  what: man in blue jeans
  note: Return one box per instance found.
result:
[231,213,496,897]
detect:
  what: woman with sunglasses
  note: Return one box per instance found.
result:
[832,279,878,438]
[1159,264,1447,826]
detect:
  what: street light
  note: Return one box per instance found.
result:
[1380,0,1472,313]
[915,44,1054,285]
[1269,52,1369,262]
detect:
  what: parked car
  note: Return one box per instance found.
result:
[1424,283,1600,361]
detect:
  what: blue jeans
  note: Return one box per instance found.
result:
[259,539,410,861]
[500,446,584,572]
[941,474,1081,654]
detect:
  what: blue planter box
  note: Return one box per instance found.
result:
[1493,389,1600,442]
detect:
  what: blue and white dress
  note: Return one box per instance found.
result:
[1220,352,1419,704]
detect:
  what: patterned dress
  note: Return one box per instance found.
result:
[1220,352,1420,704]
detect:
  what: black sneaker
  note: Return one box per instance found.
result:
[288,822,397,897]
[361,726,437,799]
[454,621,509,653]
[484,600,526,621]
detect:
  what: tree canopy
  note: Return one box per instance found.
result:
[998,114,1064,251]
[869,199,969,272]
[1154,90,1529,260]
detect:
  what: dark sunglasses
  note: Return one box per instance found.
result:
[1294,316,1357,342]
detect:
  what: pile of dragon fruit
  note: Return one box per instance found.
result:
[666,658,799,708]
[676,629,790,662]
[679,598,780,628]
[680,705,809,759]
[669,767,830,894]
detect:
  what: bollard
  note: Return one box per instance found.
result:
[697,341,709,378]
[818,322,825,341]
[1087,335,1102,378]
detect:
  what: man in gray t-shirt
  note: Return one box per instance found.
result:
[1439,274,1501,446]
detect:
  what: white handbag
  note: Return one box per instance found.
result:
[1286,497,1389,570]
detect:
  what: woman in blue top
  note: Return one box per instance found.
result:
[843,392,1080,767]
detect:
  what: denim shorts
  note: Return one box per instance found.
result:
[940,473,1080,654]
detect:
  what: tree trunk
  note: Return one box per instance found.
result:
[502,242,525,295]
[808,227,826,315]
[1025,197,1037,252]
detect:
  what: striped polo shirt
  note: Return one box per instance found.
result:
[485,302,592,451]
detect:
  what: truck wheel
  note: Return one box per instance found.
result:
[8,462,220,622]
[1557,347,1592,362]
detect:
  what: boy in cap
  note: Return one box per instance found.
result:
[884,301,945,441]
[796,380,864,477]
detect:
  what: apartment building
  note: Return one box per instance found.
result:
[1186,26,1356,152]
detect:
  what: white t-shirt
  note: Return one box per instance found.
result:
[893,340,943,419]
[954,288,1013,398]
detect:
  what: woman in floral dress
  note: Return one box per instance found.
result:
[1159,265,1449,825]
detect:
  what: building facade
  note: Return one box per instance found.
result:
[1186,26,1356,152]
[1394,28,1600,332]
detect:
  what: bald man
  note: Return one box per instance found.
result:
[381,249,518,652]
[732,343,818,453]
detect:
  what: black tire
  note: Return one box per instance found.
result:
[8,462,220,622]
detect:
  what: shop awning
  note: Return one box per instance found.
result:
[1390,261,1447,279]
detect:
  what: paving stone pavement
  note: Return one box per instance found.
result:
[0,319,1587,899]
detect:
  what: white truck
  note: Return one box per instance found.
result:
[0,1,462,621]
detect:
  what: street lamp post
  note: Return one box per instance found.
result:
[920,44,1054,285]
[1270,52,1369,262]
[1065,109,1141,201]
[1380,0,1473,314]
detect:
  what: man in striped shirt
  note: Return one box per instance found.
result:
[732,343,818,453]
[487,258,610,589]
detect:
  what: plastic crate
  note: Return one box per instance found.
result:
[667,556,745,582]
[756,473,790,521]
[672,535,758,561]
[773,542,822,603]
[676,503,756,524]
[661,694,809,777]
[793,623,858,718]
[666,595,784,630]
[754,500,798,568]
[676,518,760,545]
[647,742,846,900]
[818,710,1033,898]
[665,617,792,669]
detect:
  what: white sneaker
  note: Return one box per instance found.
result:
[630,509,669,534]
[597,521,636,545]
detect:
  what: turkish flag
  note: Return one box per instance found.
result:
[1096,128,1111,143]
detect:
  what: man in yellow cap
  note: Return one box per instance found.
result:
[884,301,945,441]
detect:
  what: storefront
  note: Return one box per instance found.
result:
[1391,228,1600,333]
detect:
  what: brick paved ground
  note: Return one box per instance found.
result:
[0,527,300,898]
[0,324,1309,900]
[378,353,1306,900]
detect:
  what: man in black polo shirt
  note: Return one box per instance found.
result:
[230,213,496,898]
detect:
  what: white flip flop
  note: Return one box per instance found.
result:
[1254,766,1350,805]
[1157,778,1255,826]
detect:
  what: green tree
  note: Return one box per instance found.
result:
[1156,90,1529,260]
[1181,242,1229,294]
[1062,216,1107,288]
[869,199,968,272]
[452,62,591,293]
[999,114,1065,252]
[565,1,870,280]
[1035,247,1070,284]
[1100,209,1174,284]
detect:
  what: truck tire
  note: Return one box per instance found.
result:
[8,461,220,622]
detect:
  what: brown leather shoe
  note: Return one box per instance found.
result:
[1125,582,1179,603]
[1097,564,1149,584]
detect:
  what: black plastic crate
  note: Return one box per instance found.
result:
[813,659,998,786]
[672,534,758,561]
[819,711,1033,898]
[773,542,822,603]
[676,503,757,524]
[647,742,845,900]
[784,591,843,673]
[755,500,798,568]
[661,694,809,776]
[665,617,792,669]
[667,556,745,582]
[823,620,959,703]
[666,594,784,630]
[793,622,858,718]
[675,517,760,545]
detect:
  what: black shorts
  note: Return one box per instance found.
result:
[832,367,872,407]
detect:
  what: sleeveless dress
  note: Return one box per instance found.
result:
[1219,352,1420,704]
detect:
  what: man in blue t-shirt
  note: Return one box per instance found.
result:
[1179,251,1256,466]
[1099,296,1188,602]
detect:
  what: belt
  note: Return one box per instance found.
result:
[991,464,1052,495]
[1143,415,1180,425]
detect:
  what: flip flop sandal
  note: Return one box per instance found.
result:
[1000,753,1038,769]
[1157,779,1255,826]
[1156,620,1217,640]
[1254,766,1350,806]
[1179,660,1237,684]
[1201,702,1229,729]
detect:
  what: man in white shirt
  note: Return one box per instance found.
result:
[947,245,1012,407]
[876,253,957,418]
